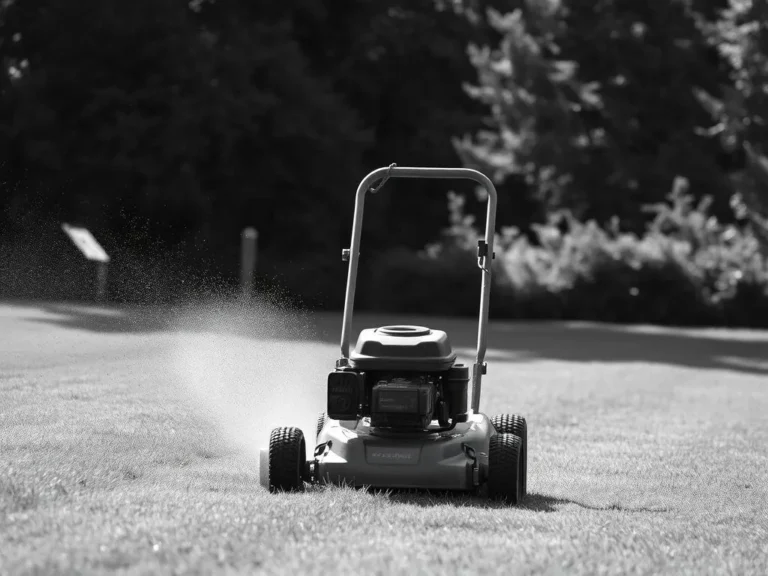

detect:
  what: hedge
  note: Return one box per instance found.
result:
[365,181,768,328]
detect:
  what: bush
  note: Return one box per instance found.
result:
[262,251,349,311]
[367,246,481,316]
[366,191,500,317]
[365,178,768,327]
[0,224,98,302]
[0,215,235,305]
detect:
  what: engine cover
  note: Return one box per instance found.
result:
[370,377,436,429]
[349,325,456,372]
[327,370,364,420]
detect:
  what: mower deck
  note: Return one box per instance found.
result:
[312,414,493,491]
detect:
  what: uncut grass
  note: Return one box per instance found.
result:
[1,303,767,575]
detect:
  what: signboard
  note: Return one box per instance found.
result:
[61,223,110,263]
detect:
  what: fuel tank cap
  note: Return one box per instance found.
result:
[376,325,431,337]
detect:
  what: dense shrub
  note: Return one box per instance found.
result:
[0,225,98,302]
[366,179,768,327]
[367,192,491,317]
[263,252,349,311]
[0,222,224,305]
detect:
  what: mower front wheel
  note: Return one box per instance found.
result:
[268,427,307,493]
[490,413,527,498]
[487,433,523,504]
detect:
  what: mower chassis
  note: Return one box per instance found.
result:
[309,414,494,491]
[258,166,524,498]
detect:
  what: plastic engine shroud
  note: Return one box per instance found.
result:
[349,325,457,371]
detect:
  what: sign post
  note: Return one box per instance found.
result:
[240,227,258,300]
[61,223,111,302]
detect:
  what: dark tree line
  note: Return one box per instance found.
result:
[1,0,765,305]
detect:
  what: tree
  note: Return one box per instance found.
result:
[455,0,732,231]
[0,0,369,283]
[455,4,602,222]
[289,0,492,250]
[694,0,768,251]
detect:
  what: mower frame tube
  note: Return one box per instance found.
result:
[340,166,498,413]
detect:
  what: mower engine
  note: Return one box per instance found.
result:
[326,325,469,431]
[371,375,436,429]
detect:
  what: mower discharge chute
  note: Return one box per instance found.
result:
[259,165,528,502]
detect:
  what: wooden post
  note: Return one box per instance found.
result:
[96,261,108,302]
[241,227,258,299]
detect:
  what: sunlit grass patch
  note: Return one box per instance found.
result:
[1,304,767,575]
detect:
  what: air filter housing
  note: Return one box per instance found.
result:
[349,325,456,372]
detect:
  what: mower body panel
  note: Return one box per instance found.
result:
[349,326,457,372]
[314,413,493,490]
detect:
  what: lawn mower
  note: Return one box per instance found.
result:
[259,165,528,502]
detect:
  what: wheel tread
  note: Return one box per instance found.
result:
[487,433,522,503]
[268,427,306,493]
[490,413,527,498]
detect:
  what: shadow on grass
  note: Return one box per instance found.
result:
[3,299,320,342]
[375,489,670,513]
[5,300,768,375]
[519,493,671,513]
[3,299,178,332]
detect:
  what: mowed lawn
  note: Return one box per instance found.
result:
[1,300,767,575]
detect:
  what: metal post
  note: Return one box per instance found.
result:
[96,261,108,303]
[241,227,258,299]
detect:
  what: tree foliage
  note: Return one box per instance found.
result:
[1,0,767,310]
[0,0,487,303]
[455,4,602,217]
[693,0,768,251]
[0,0,367,260]
[457,0,734,230]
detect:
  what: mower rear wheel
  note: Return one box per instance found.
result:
[487,433,522,504]
[316,412,329,441]
[490,414,527,498]
[268,427,306,493]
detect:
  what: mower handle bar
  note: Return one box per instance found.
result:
[340,165,498,414]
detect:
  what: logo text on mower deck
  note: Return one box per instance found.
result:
[365,446,421,465]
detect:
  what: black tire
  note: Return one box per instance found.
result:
[490,413,527,498]
[268,427,306,493]
[316,412,329,441]
[487,433,522,503]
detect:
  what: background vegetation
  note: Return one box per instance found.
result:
[2,0,768,326]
